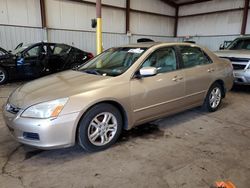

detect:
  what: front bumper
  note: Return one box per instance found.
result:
[3,109,80,149]
[233,69,250,85]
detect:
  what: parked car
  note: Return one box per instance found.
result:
[219,40,232,50]
[3,42,233,152]
[0,47,10,58]
[0,42,93,84]
[137,38,154,43]
[215,36,250,85]
[183,40,196,44]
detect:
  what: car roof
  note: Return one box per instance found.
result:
[119,42,200,49]
[235,36,250,39]
[36,42,68,46]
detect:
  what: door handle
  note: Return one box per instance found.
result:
[172,76,178,81]
[207,68,215,73]
[172,76,183,82]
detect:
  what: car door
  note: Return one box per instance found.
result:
[177,45,215,106]
[48,44,71,73]
[65,47,89,69]
[130,47,186,124]
[17,44,46,77]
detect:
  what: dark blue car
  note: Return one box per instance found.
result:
[0,42,93,84]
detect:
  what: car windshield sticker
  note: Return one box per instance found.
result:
[128,48,144,54]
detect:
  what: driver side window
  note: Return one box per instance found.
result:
[24,46,41,57]
[142,47,177,73]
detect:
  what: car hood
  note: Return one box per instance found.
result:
[214,50,250,59]
[9,70,113,108]
[0,54,13,61]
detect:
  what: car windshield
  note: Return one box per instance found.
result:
[12,43,33,54]
[0,48,8,55]
[227,38,250,50]
[77,47,147,77]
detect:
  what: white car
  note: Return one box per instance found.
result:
[215,37,250,85]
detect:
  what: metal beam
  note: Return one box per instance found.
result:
[161,0,177,8]
[179,7,244,18]
[66,0,125,10]
[130,9,175,18]
[179,0,212,6]
[40,0,46,28]
[66,0,174,18]
[174,6,179,37]
[241,0,249,35]
[126,0,130,33]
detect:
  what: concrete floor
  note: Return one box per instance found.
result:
[0,82,249,188]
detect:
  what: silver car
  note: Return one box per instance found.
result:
[215,37,250,85]
[3,42,233,152]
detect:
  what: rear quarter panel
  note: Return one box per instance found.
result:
[204,48,234,92]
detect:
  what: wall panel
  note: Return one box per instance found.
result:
[179,0,244,16]
[131,0,175,16]
[177,35,239,51]
[48,29,129,54]
[178,11,243,36]
[244,11,250,34]
[0,0,41,27]
[130,12,175,36]
[45,0,125,33]
[0,25,45,50]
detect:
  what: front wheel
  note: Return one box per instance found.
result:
[0,67,7,85]
[203,83,223,112]
[78,103,122,152]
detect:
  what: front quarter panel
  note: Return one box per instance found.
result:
[60,79,132,133]
[0,55,18,79]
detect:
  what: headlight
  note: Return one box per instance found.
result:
[21,98,68,119]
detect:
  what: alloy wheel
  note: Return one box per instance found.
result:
[0,70,6,83]
[87,112,118,146]
[209,87,221,109]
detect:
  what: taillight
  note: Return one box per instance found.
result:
[87,53,94,59]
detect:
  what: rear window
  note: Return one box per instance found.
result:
[228,38,250,50]
[179,46,211,68]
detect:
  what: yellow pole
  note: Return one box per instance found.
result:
[96,18,102,55]
[96,0,102,55]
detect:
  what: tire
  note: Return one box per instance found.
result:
[203,83,223,112]
[0,67,7,85]
[78,103,123,152]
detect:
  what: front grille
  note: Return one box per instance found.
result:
[232,64,246,70]
[6,103,21,114]
[221,57,250,63]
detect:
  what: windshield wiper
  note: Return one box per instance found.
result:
[80,69,102,75]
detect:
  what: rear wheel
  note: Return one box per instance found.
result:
[203,83,222,112]
[0,67,7,85]
[78,103,122,152]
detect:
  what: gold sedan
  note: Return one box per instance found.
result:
[3,43,233,152]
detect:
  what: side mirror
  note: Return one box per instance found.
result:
[139,67,157,77]
[219,44,225,50]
